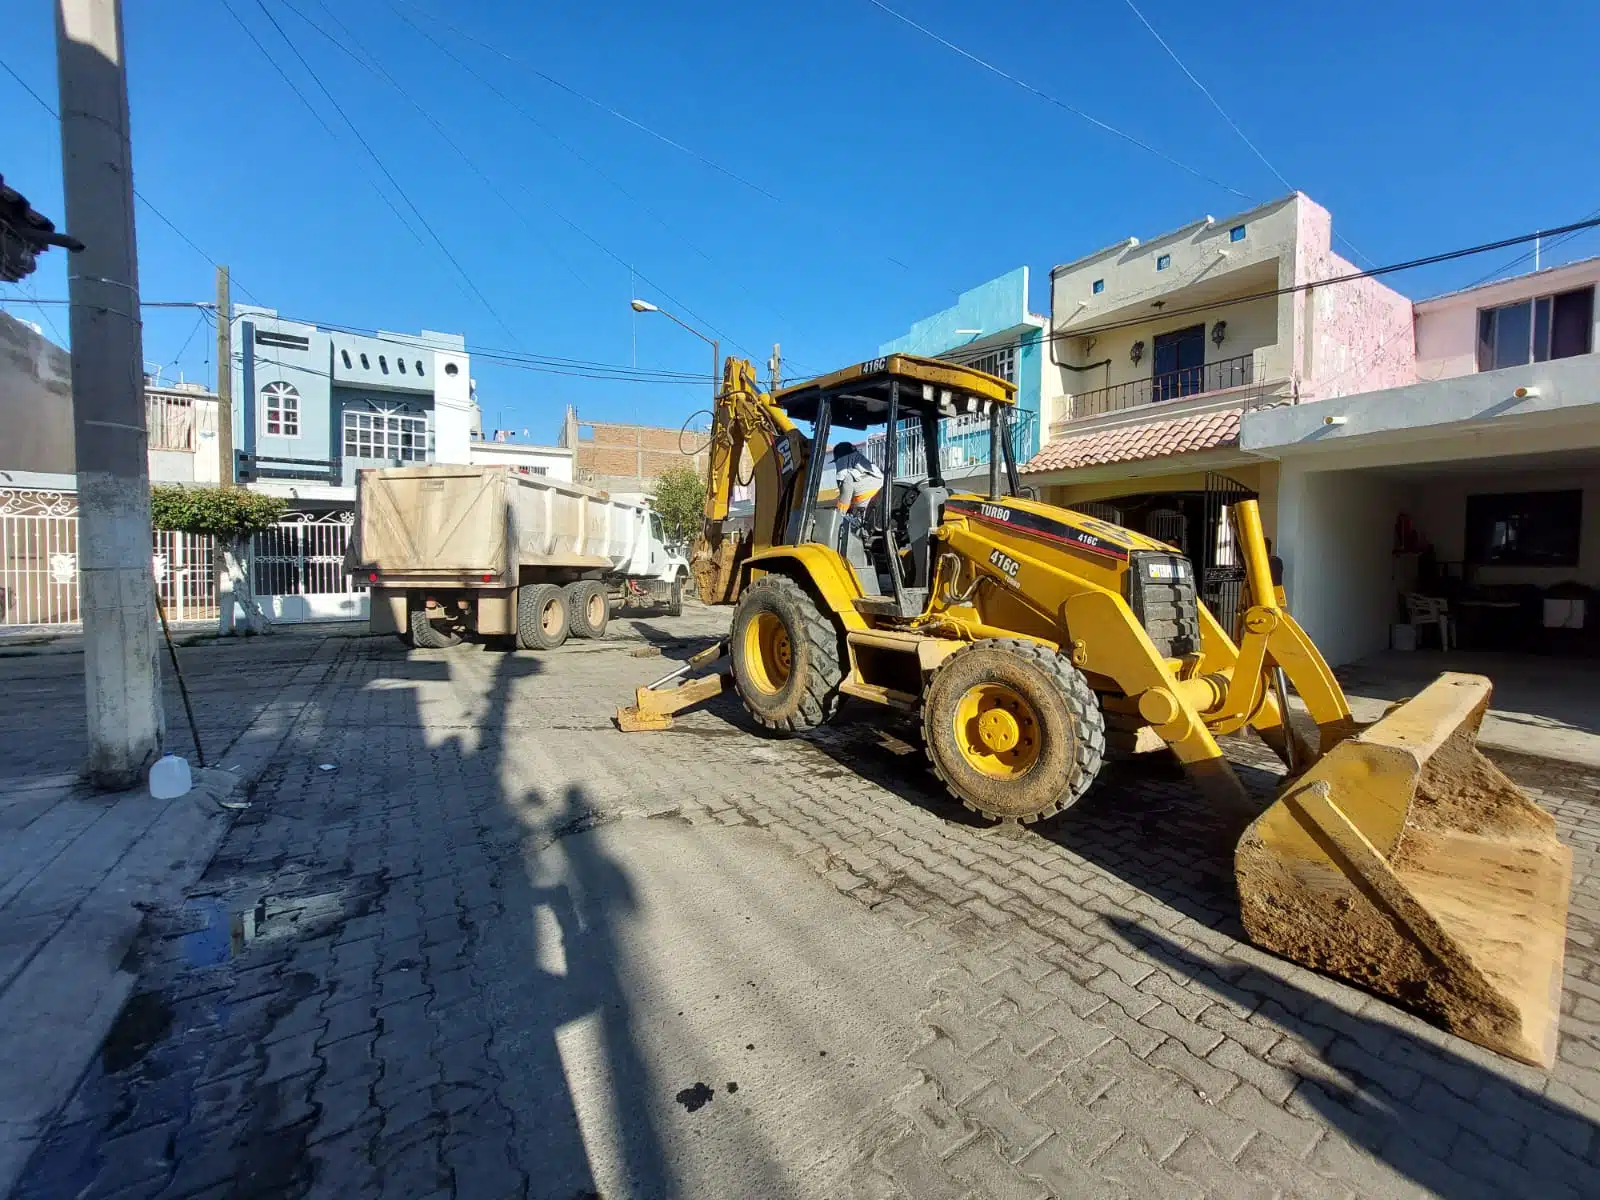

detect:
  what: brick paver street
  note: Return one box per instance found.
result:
[9,608,1600,1198]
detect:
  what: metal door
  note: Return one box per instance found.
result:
[1201,473,1256,639]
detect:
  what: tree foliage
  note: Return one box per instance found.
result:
[649,465,706,548]
[150,485,286,541]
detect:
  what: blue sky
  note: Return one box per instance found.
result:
[3,0,1597,439]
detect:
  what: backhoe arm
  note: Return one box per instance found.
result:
[1209,499,1355,756]
[692,358,810,605]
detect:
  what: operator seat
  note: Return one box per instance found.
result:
[903,485,949,590]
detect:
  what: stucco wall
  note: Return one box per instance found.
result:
[1055,292,1282,403]
[1415,258,1600,382]
[468,441,575,482]
[1293,201,1416,401]
[1276,461,1405,666]
[0,313,74,475]
[1406,466,1598,588]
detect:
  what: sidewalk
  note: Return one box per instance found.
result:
[1329,649,1600,769]
[0,636,346,1195]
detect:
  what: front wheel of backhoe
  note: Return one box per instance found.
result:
[923,639,1105,822]
[730,575,843,734]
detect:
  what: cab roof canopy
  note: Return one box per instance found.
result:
[774,353,1016,431]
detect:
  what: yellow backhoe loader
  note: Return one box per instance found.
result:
[617,354,1572,1067]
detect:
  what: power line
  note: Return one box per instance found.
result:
[1112,0,1374,268]
[372,0,798,339]
[863,0,1250,200]
[1465,204,1600,288]
[234,0,524,345]
[390,0,779,202]
[0,54,265,304]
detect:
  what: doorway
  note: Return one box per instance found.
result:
[1152,325,1206,402]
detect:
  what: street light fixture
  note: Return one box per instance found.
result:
[629,298,718,401]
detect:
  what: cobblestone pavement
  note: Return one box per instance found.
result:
[13,607,1600,1199]
[0,633,339,784]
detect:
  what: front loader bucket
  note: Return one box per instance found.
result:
[1236,672,1572,1067]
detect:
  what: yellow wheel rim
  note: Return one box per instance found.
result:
[542,599,562,635]
[954,682,1041,779]
[742,610,792,695]
[587,592,605,626]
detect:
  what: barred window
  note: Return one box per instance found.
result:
[261,381,300,437]
[963,345,1017,383]
[343,410,429,461]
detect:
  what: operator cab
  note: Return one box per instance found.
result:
[774,353,1021,619]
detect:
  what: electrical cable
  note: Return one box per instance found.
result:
[863,0,1250,200]
[241,0,525,345]
[1112,0,1374,267]
[0,54,264,304]
[373,0,797,338]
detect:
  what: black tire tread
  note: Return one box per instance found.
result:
[517,583,569,650]
[565,580,608,639]
[409,606,460,649]
[731,574,842,734]
[922,638,1105,823]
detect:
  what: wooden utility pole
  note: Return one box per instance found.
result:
[768,342,782,393]
[56,0,164,787]
[215,264,232,486]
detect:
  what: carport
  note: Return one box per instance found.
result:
[1242,354,1600,671]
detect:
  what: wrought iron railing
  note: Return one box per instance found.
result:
[865,409,1041,479]
[1069,351,1257,419]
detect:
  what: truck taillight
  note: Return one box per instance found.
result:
[368,571,379,583]
[482,573,494,582]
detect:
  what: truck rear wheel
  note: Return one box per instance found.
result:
[730,575,842,734]
[923,639,1104,823]
[565,580,609,639]
[408,606,462,649]
[517,584,569,650]
[664,573,684,617]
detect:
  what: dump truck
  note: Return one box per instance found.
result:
[350,464,690,649]
[618,354,1573,1067]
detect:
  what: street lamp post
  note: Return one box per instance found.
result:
[631,299,719,402]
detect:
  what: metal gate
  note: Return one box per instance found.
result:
[1201,473,1257,639]
[250,511,367,624]
[1,488,218,628]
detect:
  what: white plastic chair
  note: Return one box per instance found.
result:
[1404,594,1455,651]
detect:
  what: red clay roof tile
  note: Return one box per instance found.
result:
[1022,408,1242,473]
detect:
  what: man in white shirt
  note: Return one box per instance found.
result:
[832,442,883,521]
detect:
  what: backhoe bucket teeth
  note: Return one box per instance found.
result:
[1236,672,1572,1067]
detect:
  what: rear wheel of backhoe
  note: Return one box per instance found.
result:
[730,575,842,733]
[923,639,1105,822]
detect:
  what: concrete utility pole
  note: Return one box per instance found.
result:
[215,265,232,483]
[215,265,236,634]
[769,343,782,393]
[56,0,164,788]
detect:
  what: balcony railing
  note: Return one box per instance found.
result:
[866,409,1041,479]
[1070,351,1258,420]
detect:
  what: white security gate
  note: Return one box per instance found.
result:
[1,488,218,629]
[250,511,367,624]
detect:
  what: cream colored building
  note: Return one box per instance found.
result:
[1022,193,1414,629]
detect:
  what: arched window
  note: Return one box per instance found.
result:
[261,381,300,437]
[360,353,370,369]
[379,355,389,374]
[398,358,407,374]
[415,360,424,376]
[340,349,352,368]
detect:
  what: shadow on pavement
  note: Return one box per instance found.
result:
[1112,916,1599,1198]
[462,649,678,1197]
